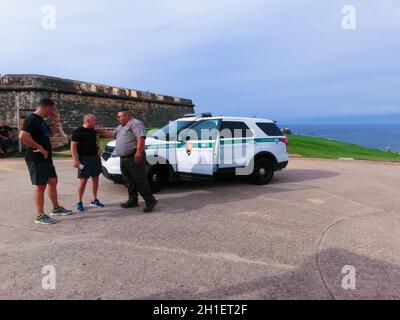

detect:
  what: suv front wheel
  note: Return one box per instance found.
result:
[147,165,169,193]
[249,158,274,185]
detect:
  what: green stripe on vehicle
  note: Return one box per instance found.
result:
[145,143,177,150]
[177,142,214,148]
[146,137,285,150]
[221,138,282,144]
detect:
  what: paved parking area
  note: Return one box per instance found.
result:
[0,158,400,300]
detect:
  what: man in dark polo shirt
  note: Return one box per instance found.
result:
[71,114,104,213]
[19,98,72,225]
[99,109,157,213]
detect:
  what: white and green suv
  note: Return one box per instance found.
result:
[101,114,289,192]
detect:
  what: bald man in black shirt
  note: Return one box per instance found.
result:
[71,114,105,213]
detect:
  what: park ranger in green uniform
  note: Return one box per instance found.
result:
[99,109,157,213]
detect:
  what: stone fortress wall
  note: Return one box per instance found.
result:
[0,74,195,133]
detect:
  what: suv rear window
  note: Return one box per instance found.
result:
[256,123,283,136]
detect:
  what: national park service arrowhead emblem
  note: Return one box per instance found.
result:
[186,142,193,156]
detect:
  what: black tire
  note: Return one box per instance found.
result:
[112,175,125,184]
[147,165,168,193]
[102,166,125,184]
[249,158,274,185]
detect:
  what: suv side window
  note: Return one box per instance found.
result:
[179,119,220,141]
[256,123,283,136]
[150,120,194,141]
[220,121,253,138]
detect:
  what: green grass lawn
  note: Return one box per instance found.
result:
[98,138,112,153]
[7,131,400,162]
[8,144,72,159]
[52,138,112,157]
[98,128,158,153]
[287,134,400,161]
[98,134,400,162]
[8,128,159,159]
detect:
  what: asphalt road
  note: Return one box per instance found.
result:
[0,158,399,300]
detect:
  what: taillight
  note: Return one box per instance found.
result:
[281,137,288,145]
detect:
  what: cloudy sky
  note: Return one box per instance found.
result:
[1,0,399,122]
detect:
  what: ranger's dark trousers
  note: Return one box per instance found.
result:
[120,152,155,203]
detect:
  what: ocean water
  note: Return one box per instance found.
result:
[280,124,400,152]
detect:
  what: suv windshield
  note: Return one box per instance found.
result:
[149,120,194,141]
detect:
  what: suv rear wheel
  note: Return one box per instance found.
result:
[249,158,274,185]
